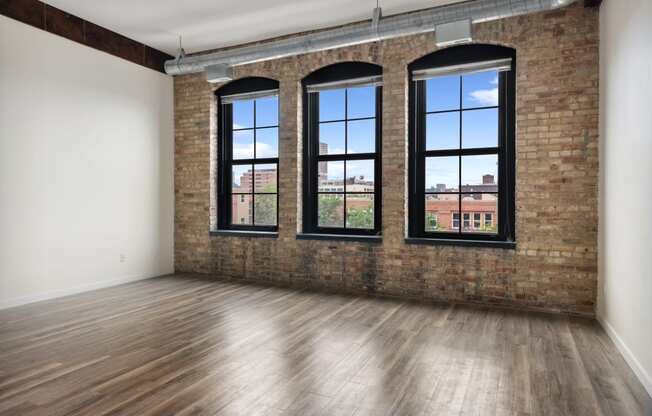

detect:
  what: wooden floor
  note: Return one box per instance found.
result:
[0,275,650,416]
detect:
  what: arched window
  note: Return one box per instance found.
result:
[302,62,383,236]
[407,44,516,246]
[216,77,279,232]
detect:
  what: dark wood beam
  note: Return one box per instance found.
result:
[0,0,173,73]
[584,0,602,7]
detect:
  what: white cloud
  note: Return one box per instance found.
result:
[233,142,276,159]
[233,141,276,159]
[255,142,276,158]
[328,148,346,155]
[233,142,254,159]
[469,88,498,107]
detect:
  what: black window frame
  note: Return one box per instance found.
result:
[408,44,516,244]
[216,77,280,232]
[302,62,383,236]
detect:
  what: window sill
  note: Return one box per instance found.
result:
[296,233,382,243]
[405,237,516,249]
[209,230,278,238]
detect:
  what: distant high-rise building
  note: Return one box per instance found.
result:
[318,142,328,182]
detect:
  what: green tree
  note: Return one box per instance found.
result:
[425,213,440,231]
[318,195,343,226]
[346,207,374,229]
[253,183,277,225]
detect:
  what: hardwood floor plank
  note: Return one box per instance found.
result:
[0,274,649,416]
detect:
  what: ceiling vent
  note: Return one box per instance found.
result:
[435,19,472,47]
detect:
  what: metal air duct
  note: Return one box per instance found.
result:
[165,0,577,76]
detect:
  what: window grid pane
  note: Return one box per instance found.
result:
[316,86,378,231]
[223,93,279,229]
[423,74,501,236]
[229,160,278,226]
[425,194,459,233]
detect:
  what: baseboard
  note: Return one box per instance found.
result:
[597,315,652,398]
[0,272,166,310]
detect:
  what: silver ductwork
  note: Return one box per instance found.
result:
[165,0,577,76]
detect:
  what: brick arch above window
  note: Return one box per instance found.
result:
[408,43,516,71]
[302,61,383,86]
[215,76,279,97]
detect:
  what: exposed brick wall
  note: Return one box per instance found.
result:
[174,3,599,315]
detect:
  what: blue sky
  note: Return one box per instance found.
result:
[230,70,498,189]
[232,95,279,160]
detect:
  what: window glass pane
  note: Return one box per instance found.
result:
[425,156,459,192]
[425,194,459,232]
[426,75,460,112]
[462,70,498,109]
[233,100,254,129]
[462,194,498,234]
[319,89,345,121]
[346,194,374,229]
[426,112,460,151]
[484,213,494,229]
[256,127,278,158]
[347,119,375,153]
[319,122,345,155]
[318,194,344,227]
[254,194,277,226]
[462,213,471,231]
[231,194,252,225]
[253,164,277,193]
[318,161,344,192]
[461,154,498,188]
[346,159,374,193]
[473,213,481,229]
[462,108,498,148]
[255,96,278,127]
[233,130,254,160]
[232,164,252,193]
[347,86,375,119]
[453,212,460,230]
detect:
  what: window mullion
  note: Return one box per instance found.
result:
[458,76,463,237]
[343,88,348,229]
[253,100,257,162]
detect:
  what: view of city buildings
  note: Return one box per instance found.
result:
[231,167,277,225]
[230,143,497,232]
[425,174,497,233]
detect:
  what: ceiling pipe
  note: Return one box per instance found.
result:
[165,0,577,76]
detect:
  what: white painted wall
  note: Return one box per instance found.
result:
[0,16,174,308]
[598,0,652,397]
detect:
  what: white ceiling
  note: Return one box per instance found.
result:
[43,0,466,55]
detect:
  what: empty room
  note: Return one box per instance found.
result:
[1,0,651,414]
